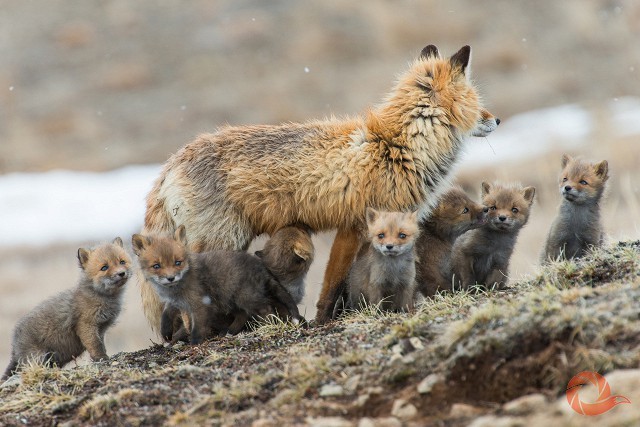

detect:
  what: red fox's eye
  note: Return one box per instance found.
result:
[377,233,385,239]
[100,265,108,271]
[119,260,126,265]
[512,207,519,214]
[462,207,469,214]
[153,263,161,269]
[175,260,182,266]
[399,233,407,239]
[562,177,568,182]
[579,180,588,185]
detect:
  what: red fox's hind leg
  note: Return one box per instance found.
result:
[315,228,361,324]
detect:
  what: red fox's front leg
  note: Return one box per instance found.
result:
[316,228,361,324]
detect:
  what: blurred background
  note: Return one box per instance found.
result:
[1,0,639,370]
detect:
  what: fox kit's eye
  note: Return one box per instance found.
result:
[399,233,407,239]
[562,177,568,182]
[489,206,496,211]
[152,263,161,269]
[119,260,126,265]
[100,265,108,271]
[511,207,519,214]
[579,180,588,185]
[175,260,182,266]
[377,233,385,239]
[462,207,469,214]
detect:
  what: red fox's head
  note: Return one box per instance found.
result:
[78,237,131,295]
[430,187,487,237]
[390,44,499,138]
[132,225,190,288]
[481,182,535,233]
[366,208,419,257]
[559,154,609,204]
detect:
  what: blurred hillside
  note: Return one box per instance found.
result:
[1,0,638,173]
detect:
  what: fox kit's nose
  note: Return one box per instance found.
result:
[118,271,126,278]
[564,185,572,191]
[386,244,394,250]
[167,276,175,282]
[483,207,489,213]
[495,118,501,126]
[498,215,507,222]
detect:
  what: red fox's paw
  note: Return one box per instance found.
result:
[472,109,500,137]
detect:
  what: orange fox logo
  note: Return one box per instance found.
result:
[566,371,630,416]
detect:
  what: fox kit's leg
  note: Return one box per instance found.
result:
[2,359,19,380]
[227,311,250,335]
[77,323,108,361]
[484,268,508,289]
[316,228,361,324]
[267,278,302,322]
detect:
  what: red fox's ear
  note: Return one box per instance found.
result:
[131,234,150,255]
[450,45,471,73]
[420,45,439,60]
[561,154,572,168]
[112,237,124,248]
[594,160,609,180]
[175,225,188,245]
[481,182,491,197]
[78,248,91,269]
[365,207,379,225]
[523,186,536,205]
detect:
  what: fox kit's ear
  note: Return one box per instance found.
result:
[408,209,419,224]
[450,45,471,73]
[481,182,492,197]
[78,248,91,269]
[523,186,536,205]
[112,237,124,248]
[365,207,379,226]
[561,154,573,168]
[131,234,150,255]
[293,244,311,262]
[594,160,609,180]
[175,225,188,246]
[254,250,263,259]
[420,44,439,60]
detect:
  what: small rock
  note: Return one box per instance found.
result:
[306,416,353,427]
[467,415,526,427]
[320,384,344,397]
[391,399,417,420]
[417,373,443,394]
[147,362,157,368]
[354,394,370,407]
[502,393,547,415]
[175,364,206,376]
[409,337,424,350]
[388,353,403,365]
[367,386,384,395]
[0,375,21,390]
[110,360,120,366]
[401,354,415,364]
[357,417,402,427]
[449,403,485,418]
[252,418,277,427]
[344,374,361,393]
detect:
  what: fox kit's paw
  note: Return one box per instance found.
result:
[471,109,500,137]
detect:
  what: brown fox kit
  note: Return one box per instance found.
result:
[141,44,499,328]
[3,238,130,380]
[255,225,314,316]
[345,208,419,312]
[542,155,609,261]
[450,182,535,290]
[132,226,302,344]
[415,187,487,297]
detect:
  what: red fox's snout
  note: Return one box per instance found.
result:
[472,109,500,137]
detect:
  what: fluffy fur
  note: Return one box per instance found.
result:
[3,239,130,379]
[542,155,609,261]
[141,44,499,328]
[415,187,487,297]
[450,182,535,290]
[345,208,419,312]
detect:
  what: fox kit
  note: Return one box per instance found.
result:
[415,187,487,297]
[132,226,302,344]
[345,208,419,312]
[542,155,609,261]
[141,44,499,328]
[450,182,535,290]
[3,238,130,379]
[255,225,314,311]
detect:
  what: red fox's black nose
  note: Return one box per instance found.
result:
[118,272,126,278]
[386,244,394,250]
[564,185,572,191]
[498,215,507,222]
[495,118,501,126]
[167,276,175,282]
